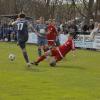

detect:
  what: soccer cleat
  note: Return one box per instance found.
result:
[27,63,31,67]
[31,62,38,66]
[34,62,38,66]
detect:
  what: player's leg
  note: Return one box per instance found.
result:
[37,37,42,57]
[19,41,30,66]
[35,48,57,67]
[49,48,58,67]
[38,46,42,57]
[33,50,51,65]
[43,45,49,52]
[43,38,49,52]
[42,38,50,61]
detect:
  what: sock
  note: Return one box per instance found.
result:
[36,55,46,63]
[38,48,42,57]
[23,51,29,63]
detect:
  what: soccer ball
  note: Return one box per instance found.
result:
[8,53,15,61]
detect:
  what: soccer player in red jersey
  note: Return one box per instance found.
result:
[32,33,76,66]
[47,19,58,47]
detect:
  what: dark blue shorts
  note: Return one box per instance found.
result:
[17,33,28,49]
[37,36,48,46]
[18,40,26,49]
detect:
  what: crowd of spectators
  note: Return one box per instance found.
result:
[59,19,96,35]
[0,21,17,41]
[59,19,100,40]
[0,17,100,42]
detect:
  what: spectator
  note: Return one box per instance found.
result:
[81,21,89,32]
[89,19,94,32]
[68,21,78,39]
[90,23,100,40]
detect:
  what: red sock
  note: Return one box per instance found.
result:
[36,55,46,63]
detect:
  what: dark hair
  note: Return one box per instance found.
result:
[18,13,25,18]
[69,33,77,39]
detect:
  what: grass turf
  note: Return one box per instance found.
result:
[0,42,100,100]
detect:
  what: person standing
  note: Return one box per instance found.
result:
[12,13,34,67]
[47,19,58,48]
[35,17,48,57]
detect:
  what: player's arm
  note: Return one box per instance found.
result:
[27,22,36,32]
[56,28,59,36]
[47,29,52,34]
[12,21,17,26]
[27,22,40,36]
[33,24,41,36]
[55,26,60,36]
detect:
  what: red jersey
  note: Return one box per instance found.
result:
[51,37,75,61]
[47,24,57,46]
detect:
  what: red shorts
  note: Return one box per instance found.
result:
[48,40,56,47]
[51,48,62,62]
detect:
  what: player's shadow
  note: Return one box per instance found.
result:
[56,65,86,70]
[25,66,48,72]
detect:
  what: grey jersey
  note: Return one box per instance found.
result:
[36,23,47,37]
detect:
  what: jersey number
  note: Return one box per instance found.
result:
[17,23,24,30]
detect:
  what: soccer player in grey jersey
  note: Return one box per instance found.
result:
[35,17,48,57]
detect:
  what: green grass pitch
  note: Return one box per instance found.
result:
[0,42,100,100]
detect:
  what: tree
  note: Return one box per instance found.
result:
[87,0,94,22]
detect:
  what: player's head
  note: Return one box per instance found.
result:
[39,16,44,24]
[18,13,26,18]
[48,19,52,24]
[68,33,74,37]
[48,19,56,25]
[68,32,77,39]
